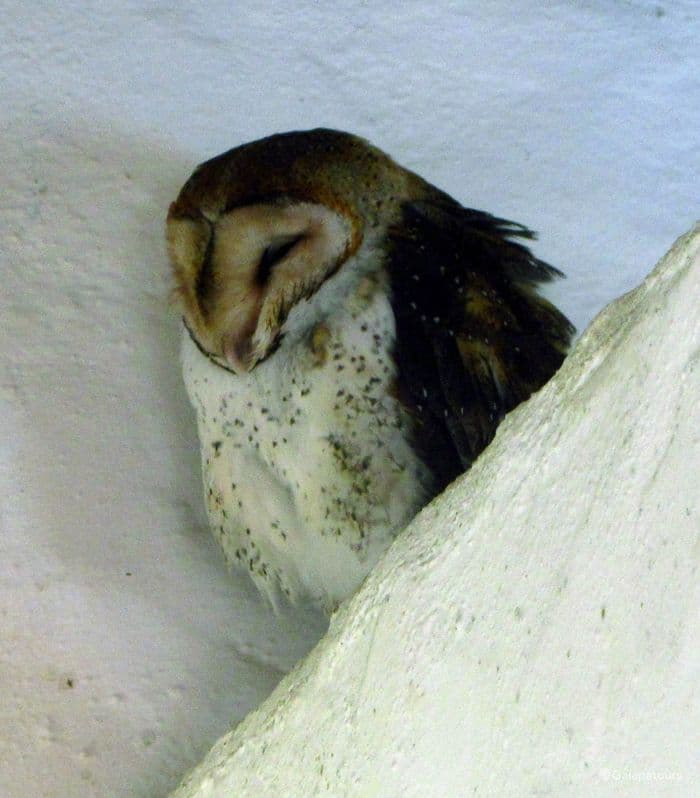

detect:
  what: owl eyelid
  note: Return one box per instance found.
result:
[257,235,304,284]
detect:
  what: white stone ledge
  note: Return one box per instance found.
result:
[171,223,700,798]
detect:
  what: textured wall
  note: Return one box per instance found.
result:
[2,3,698,795]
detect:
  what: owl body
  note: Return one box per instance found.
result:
[168,129,574,613]
[182,236,435,611]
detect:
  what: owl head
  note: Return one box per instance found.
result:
[166,129,414,373]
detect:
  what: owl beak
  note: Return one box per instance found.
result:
[223,333,256,374]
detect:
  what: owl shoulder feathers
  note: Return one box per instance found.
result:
[387,184,573,489]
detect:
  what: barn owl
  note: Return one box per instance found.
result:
[167,128,573,613]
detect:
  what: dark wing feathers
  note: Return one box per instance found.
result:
[387,196,574,492]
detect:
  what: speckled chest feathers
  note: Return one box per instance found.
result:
[182,250,434,612]
[167,128,574,613]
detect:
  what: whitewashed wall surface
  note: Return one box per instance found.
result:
[1,2,698,796]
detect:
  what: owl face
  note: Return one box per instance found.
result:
[167,200,357,373]
[167,130,413,373]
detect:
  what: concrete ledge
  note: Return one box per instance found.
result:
[171,224,700,797]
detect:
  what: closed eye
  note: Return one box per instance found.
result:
[257,235,303,284]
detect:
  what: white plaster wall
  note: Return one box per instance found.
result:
[172,225,700,797]
[2,2,699,795]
